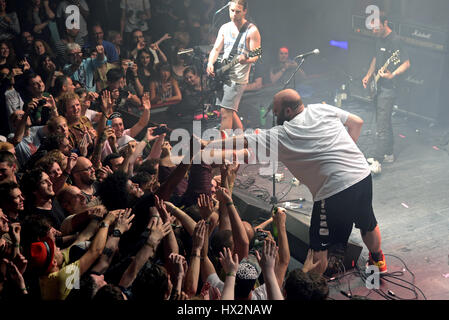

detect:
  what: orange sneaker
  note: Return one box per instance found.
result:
[367,252,388,274]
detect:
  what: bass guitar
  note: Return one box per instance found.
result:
[368,50,401,99]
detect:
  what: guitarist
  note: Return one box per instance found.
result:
[362,13,410,175]
[207,0,261,131]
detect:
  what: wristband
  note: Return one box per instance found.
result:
[226,202,234,207]
[144,242,157,250]
[99,222,109,229]
[226,272,236,277]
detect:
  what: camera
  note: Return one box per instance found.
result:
[37,99,47,108]
[250,229,269,255]
[153,125,170,136]
[128,62,134,67]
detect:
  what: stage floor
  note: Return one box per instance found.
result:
[233,100,449,300]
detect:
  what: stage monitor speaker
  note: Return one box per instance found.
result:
[232,189,364,271]
[346,35,376,103]
[397,46,447,123]
[346,35,376,81]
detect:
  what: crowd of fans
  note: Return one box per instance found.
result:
[0,0,326,301]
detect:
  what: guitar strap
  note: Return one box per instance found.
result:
[229,21,250,58]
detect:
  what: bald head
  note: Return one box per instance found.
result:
[242,221,255,242]
[57,185,86,213]
[72,157,96,186]
[273,89,304,125]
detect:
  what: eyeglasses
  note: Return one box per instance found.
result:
[73,166,95,173]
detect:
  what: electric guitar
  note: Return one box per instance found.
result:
[209,47,263,91]
[368,50,401,99]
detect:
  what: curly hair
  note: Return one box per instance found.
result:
[20,213,52,251]
[35,154,59,174]
[46,116,68,135]
[20,168,44,207]
[57,92,80,116]
[132,262,169,301]
[0,181,19,207]
[46,150,67,171]
[92,284,125,301]
[96,171,130,211]
[284,269,329,301]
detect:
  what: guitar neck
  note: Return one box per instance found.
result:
[221,56,243,73]
[375,60,392,83]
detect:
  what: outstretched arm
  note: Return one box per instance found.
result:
[216,187,249,262]
[128,93,151,138]
[119,217,171,288]
[256,240,284,300]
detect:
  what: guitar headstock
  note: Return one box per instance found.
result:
[390,50,401,66]
[248,47,263,58]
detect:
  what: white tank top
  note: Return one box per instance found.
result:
[222,22,253,84]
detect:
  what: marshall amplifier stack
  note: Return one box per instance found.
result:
[350,15,449,124]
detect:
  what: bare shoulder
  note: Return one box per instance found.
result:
[248,24,260,37]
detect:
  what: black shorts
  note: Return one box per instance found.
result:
[309,174,378,252]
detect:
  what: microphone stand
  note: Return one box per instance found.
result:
[266,58,306,212]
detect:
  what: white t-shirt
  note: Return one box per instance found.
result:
[101,128,133,160]
[120,0,151,33]
[85,109,100,124]
[245,104,371,201]
[5,88,24,130]
[57,0,90,38]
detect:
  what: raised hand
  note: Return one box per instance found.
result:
[273,207,286,229]
[96,45,105,57]
[302,249,320,274]
[87,92,99,102]
[9,223,21,245]
[115,208,134,234]
[142,92,151,110]
[79,133,89,157]
[160,33,172,42]
[131,62,138,76]
[96,166,113,182]
[219,247,239,275]
[192,220,207,251]
[43,94,57,111]
[147,215,172,247]
[255,239,278,272]
[2,259,27,291]
[65,153,79,174]
[216,186,233,204]
[126,140,137,156]
[101,90,113,116]
[87,206,107,220]
[154,195,171,223]
[197,194,215,220]
[137,41,145,51]
[13,253,28,275]
[168,253,187,279]
[104,209,121,225]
